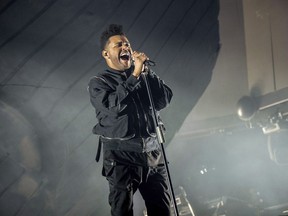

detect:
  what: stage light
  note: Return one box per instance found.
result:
[237,88,288,134]
[236,96,257,121]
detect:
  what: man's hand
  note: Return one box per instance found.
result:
[132,51,149,78]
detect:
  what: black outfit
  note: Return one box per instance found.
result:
[88,66,173,216]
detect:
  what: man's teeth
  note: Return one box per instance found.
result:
[120,53,130,56]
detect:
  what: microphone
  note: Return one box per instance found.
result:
[131,55,156,66]
[144,59,156,66]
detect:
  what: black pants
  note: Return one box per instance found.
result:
[102,155,171,216]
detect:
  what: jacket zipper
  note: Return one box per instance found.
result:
[131,97,142,137]
[136,92,156,137]
[132,90,148,152]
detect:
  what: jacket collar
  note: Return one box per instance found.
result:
[102,65,134,78]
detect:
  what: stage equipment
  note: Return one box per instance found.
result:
[173,186,196,216]
[260,202,288,216]
[205,196,258,216]
[237,87,288,165]
[267,129,288,165]
[237,96,258,121]
[237,87,288,134]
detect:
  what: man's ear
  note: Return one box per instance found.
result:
[102,50,109,59]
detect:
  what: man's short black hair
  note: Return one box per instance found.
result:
[100,24,125,50]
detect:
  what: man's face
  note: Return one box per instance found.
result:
[102,35,132,71]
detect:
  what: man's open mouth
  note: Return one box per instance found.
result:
[120,53,130,61]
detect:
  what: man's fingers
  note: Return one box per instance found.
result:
[133,51,148,61]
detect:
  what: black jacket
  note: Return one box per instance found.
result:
[88,66,173,140]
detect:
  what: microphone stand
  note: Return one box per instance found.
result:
[141,67,179,216]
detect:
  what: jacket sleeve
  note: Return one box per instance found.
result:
[88,74,140,115]
[146,70,173,111]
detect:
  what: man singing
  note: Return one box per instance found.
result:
[88,24,173,216]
